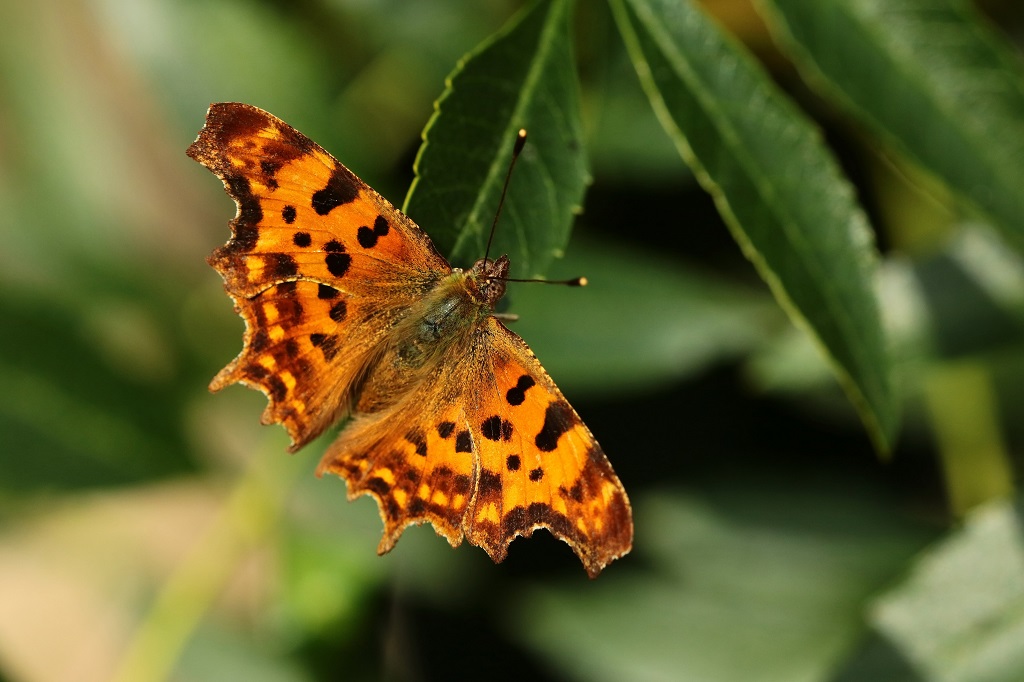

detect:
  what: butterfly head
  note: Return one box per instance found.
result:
[465,254,510,308]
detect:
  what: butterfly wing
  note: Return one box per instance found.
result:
[317,316,633,578]
[188,102,451,449]
[465,318,633,576]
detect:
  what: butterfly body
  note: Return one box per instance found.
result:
[189,103,631,577]
[392,256,508,371]
[349,255,508,415]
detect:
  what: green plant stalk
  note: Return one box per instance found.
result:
[109,448,302,682]
[922,361,1014,516]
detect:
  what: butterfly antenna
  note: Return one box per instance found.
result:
[482,129,587,289]
[501,276,588,287]
[484,128,528,265]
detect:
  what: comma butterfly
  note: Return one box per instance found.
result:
[188,103,632,577]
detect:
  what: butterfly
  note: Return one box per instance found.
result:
[187,102,632,577]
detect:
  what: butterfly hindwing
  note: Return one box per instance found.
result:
[317,398,474,553]
[466,319,632,576]
[316,318,632,577]
[213,279,387,449]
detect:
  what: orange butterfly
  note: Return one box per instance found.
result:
[188,102,631,577]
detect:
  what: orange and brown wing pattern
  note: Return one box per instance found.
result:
[464,318,632,577]
[211,278,406,450]
[188,103,451,447]
[316,317,632,578]
[188,102,449,299]
[316,393,477,554]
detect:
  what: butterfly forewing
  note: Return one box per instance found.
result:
[189,103,449,447]
[189,103,449,299]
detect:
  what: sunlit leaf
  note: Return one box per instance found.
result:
[758,0,1024,246]
[610,0,897,451]
[871,496,1024,682]
[404,0,588,278]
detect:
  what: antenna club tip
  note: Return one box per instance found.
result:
[572,276,587,287]
[514,129,527,154]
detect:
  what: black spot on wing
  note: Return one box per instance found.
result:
[329,300,347,323]
[481,415,513,441]
[535,401,575,452]
[437,421,455,438]
[326,252,351,278]
[454,474,472,495]
[502,502,573,540]
[529,467,544,482]
[292,231,311,247]
[365,476,391,498]
[506,454,520,471]
[266,374,287,402]
[478,469,502,501]
[455,430,473,453]
[357,215,391,248]
[309,332,340,361]
[311,166,359,215]
[269,253,298,279]
[323,240,351,278]
[245,364,269,380]
[505,374,536,406]
[260,161,280,189]
[561,479,584,503]
[317,283,340,299]
[250,328,269,353]
[282,205,297,224]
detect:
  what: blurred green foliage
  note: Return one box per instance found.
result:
[1,0,1023,681]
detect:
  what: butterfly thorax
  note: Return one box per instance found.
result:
[353,255,511,414]
[412,254,509,348]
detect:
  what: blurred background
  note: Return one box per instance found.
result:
[2,0,1024,680]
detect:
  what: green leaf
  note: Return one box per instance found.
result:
[0,290,194,492]
[756,0,1024,247]
[403,0,589,278]
[610,0,897,451]
[515,483,934,682]
[508,236,779,396]
[870,496,1024,682]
